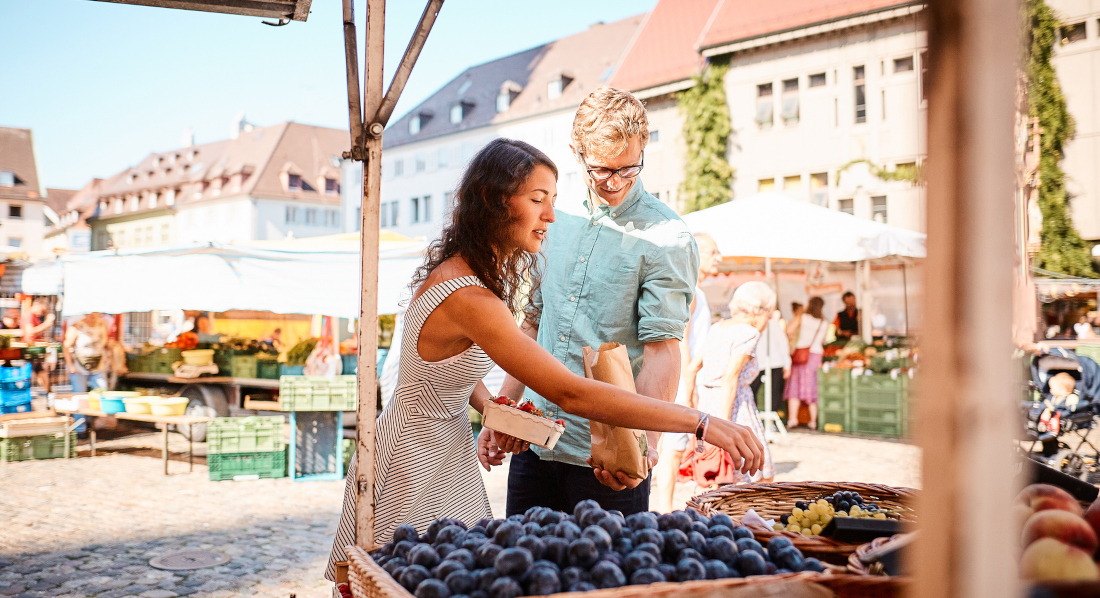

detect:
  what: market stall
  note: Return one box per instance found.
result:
[680,192,925,436]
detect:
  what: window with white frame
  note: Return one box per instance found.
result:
[854,66,867,123]
[437,147,449,169]
[305,208,317,225]
[0,171,13,187]
[394,159,404,177]
[1062,22,1087,44]
[872,196,888,223]
[810,173,828,206]
[809,72,827,88]
[8,205,22,219]
[415,155,426,173]
[756,83,774,127]
[410,197,420,223]
[781,78,799,124]
[285,206,298,223]
[894,56,915,73]
[390,201,399,226]
[839,198,854,215]
[422,195,432,222]
[325,178,338,194]
[288,174,302,192]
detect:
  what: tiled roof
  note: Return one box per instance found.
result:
[498,15,645,122]
[384,13,646,149]
[384,45,548,149]
[610,0,721,92]
[45,188,77,216]
[0,127,41,200]
[87,121,348,221]
[697,0,918,50]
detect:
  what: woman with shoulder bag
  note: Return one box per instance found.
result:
[784,296,828,429]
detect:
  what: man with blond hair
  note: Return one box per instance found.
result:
[489,87,699,516]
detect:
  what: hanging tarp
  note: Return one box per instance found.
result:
[60,239,427,317]
[681,192,927,262]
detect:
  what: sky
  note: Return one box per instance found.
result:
[1,1,655,192]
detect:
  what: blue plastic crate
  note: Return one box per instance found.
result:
[1,378,31,391]
[0,401,31,414]
[0,388,31,407]
[0,364,31,383]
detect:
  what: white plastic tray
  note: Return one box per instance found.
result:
[481,402,565,449]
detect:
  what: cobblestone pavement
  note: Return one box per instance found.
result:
[0,429,919,598]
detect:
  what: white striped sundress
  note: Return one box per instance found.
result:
[325,276,495,580]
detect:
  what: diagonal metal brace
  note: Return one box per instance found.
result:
[369,0,444,135]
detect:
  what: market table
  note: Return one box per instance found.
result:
[54,407,210,474]
[120,372,281,389]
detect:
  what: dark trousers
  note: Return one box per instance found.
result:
[750,368,786,412]
[506,450,652,517]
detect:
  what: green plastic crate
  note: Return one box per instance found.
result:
[206,416,285,454]
[126,353,149,373]
[819,367,853,396]
[207,450,286,481]
[278,376,357,411]
[257,359,280,380]
[852,372,907,393]
[1076,343,1100,364]
[149,348,182,374]
[852,418,905,438]
[343,438,354,475]
[1,433,76,462]
[221,355,257,379]
[819,408,849,433]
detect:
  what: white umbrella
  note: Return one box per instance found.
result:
[680,191,926,261]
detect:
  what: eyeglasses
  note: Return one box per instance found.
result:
[583,153,644,182]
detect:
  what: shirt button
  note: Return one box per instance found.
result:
[570,296,576,302]
[579,257,585,263]
[611,212,617,217]
[559,335,566,341]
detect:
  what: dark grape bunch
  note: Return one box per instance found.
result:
[370,501,827,598]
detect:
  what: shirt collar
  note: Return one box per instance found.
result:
[582,178,647,221]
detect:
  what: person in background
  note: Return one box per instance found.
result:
[788,302,804,347]
[785,296,829,429]
[261,327,284,352]
[654,232,720,513]
[682,281,778,485]
[1074,315,1095,340]
[64,312,108,392]
[194,314,222,344]
[834,291,860,342]
[22,298,56,390]
[2,308,19,329]
[751,309,791,419]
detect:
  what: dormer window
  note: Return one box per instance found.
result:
[547,73,574,100]
[325,178,338,194]
[450,101,473,124]
[409,110,433,135]
[128,173,138,184]
[153,157,162,168]
[496,81,521,113]
[288,174,302,192]
[0,171,13,187]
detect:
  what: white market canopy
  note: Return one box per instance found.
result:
[59,233,427,318]
[680,191,927,262]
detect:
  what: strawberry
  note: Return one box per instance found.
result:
[508,400,517,407]
[492,396,510,405]
[517,400,537,414]
[555,419,566,426]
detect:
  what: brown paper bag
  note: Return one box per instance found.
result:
[582,343,649,480]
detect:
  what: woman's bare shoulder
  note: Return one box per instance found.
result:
[411,257,480,302]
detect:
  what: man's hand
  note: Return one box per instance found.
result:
[586,447,657,491]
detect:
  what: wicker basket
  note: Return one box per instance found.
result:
[346,545,859,598]
[687,481,918,565]
[847,535,909,576]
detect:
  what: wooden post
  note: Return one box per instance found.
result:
[355,0,386,551]
[913,0,1021,597]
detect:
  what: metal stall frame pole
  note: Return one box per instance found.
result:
[760,256,786,440]
[913,0,1020,596]
[346,0,445,551]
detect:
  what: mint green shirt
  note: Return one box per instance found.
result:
[529,179,699,468]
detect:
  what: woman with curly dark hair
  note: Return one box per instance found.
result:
[326,139,764,574]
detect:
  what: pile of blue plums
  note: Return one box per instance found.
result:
[370,501,827,598]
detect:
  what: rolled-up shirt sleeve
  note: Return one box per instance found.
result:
[637,231,699,343]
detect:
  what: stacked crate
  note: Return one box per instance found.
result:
[278,376,356,411]
[214,350,258,379]
[206,416,287,481]
[0,364,32,414]
[851,373,909,438]
[0,433,76,462]
[817,367,852,433]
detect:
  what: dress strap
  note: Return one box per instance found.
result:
[405,275,486,336]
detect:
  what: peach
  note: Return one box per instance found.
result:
[1020,538,1100,582]
[1016,484,1082,516]
[1083,498,1100,552]
[1022,509,1099,553]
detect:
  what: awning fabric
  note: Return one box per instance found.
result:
[59,238,427,317]
[680,192,927,262]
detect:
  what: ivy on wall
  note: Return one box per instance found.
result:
[839,159,924,185]
[678,60,734,214]
[1028,0,1096,277]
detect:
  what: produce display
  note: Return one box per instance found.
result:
[775,491,898,536]
[165,331,198,350]
[824,337,914,373]
[1015,483,1100,582]
[370,503,827,598]
[286,338,319,367]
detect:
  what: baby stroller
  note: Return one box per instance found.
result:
[1020,348,1100,481]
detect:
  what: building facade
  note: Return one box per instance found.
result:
[345,16,647,240]
[0,127,50,254]
[697,1,928,232]
[86,121,347,250]
[1049,0,1100,242]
